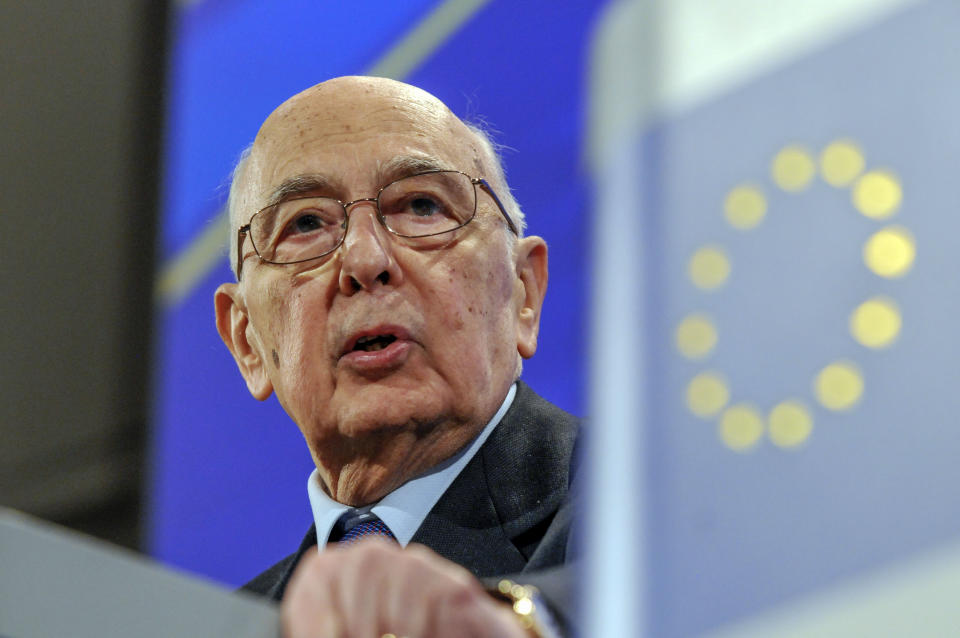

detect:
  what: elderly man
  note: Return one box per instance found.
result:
[215,76,578,637]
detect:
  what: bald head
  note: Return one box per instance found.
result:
[227,76,523,276]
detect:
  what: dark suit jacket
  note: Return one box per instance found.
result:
[242,381,580,625]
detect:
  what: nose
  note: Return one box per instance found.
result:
[337,201,403,294]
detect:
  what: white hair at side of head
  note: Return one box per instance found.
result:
[227,144,254,279]
[462,122,529,380]
[463,122,526,238]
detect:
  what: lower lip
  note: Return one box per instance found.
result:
[339,339,413,372]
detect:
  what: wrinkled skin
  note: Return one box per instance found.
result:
[214,77,548,637]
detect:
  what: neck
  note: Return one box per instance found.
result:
[313,420,486,506]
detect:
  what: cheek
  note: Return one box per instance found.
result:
[257,282,326,373]
[433,256,517,358]
[283,289,329,365]
[435,263,497,329]
[258,283,336,420]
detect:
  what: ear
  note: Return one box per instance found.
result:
[514,236,549,359]
[214,282,274,401]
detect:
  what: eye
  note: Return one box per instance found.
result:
[277,202,342,240]
[380,191,455,223]
[377,172,473,237]
[252,197,345,262]
[408,196,442,217]
[289,210,326,234]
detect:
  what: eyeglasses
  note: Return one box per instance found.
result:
[236,170,518,279]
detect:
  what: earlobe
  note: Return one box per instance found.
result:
[214,283,274,401]
[514,237,549,359]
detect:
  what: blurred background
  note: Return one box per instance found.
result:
[0,1,165,550]
[3,0,959,635]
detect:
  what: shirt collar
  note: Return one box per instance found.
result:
[307,382,517,548]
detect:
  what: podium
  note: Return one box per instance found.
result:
[0,509,279,637]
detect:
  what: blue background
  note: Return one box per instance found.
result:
[149,0,603,588]
[149,1,960,635]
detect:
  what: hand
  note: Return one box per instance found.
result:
[281,539,530,638]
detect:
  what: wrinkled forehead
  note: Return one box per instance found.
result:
[245,79,486,204]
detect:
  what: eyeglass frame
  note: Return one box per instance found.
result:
[236,169,519,280]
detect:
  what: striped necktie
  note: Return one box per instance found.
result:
[330,510,397,546]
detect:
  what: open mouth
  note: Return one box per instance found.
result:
[352,334,398,352]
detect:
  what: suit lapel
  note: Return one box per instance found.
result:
[411,445,529,577]
[411,382,576,577]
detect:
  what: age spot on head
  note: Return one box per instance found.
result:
[272,349,280,368]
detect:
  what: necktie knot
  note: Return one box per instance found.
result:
[331,510,397,546]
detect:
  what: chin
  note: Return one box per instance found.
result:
[337,407,445,439]
[334,389,446,437]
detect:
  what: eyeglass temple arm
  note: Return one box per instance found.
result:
[237,225,250,280]
[476,178,519,236]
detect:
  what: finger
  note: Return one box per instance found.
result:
[393,545,496,638]
[281,550,346,638]
[334,540,396,637]
[473,598,533,638]
[283,585,345,638]
[379,547,435,636]
[435,592,531,638]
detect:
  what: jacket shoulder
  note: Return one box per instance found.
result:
[240,525,318,601]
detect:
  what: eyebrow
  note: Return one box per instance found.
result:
[376,155,457,184]
[260,155,459,211]
[263,175,339,210]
